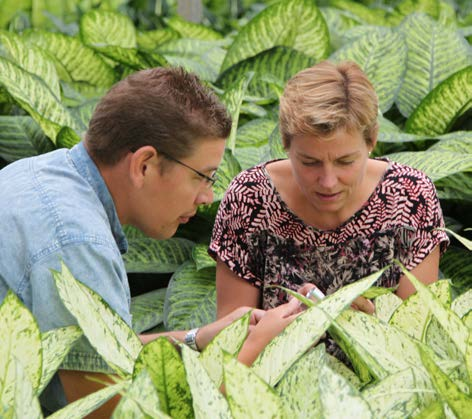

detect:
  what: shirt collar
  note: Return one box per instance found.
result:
[69,142,128,254]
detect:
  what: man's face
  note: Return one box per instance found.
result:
[131,138,225,239]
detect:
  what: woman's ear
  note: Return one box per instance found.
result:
[368,124,379,151]
[128,145,157,188]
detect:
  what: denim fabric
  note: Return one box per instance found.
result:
[0,142,131,411]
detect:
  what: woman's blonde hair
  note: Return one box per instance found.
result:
[279,60,378,148]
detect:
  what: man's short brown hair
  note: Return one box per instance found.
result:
[280,60,378,148]
[85,67,232,165]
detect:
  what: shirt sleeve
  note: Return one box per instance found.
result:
[209,174,267,288]
[399,174,450,271]
[30,241,131,373]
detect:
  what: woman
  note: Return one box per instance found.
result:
[210,60,449,317]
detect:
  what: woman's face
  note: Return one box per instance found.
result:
[288,127,372,216]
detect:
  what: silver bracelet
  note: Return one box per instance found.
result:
[184,327,200,351]
[305,287,325,301]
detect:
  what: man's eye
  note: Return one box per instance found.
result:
[302,161,320,166]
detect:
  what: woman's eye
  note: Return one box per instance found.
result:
[338,160,354,166]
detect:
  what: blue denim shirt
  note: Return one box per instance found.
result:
[0,142,131,410]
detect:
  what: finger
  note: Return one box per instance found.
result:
[353,296,375,315]
[250,308,267,324]
[278,296,304,316]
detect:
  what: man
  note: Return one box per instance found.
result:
[0,67,299,414]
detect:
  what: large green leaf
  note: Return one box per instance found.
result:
[157,38,226,82]
[0,30,60,97]
[428,131,472,153]
[49,381,128,419]
[0,0,30,28]
[386,150,472,181]
[0,115,53,162]
[320,6,360,50]
[123,237,194,274]
[181,345,231,419]
[217,46,315,99]
[200,312,250,388]
[163,262,216,331]
[276,345,325,418]
[234,145,269,171]
[362,367,434,417]
[191,244,216,271]
[131,288,166,334]
[0,56,80,142]
[137,28,180,51]
[165,15,222,40]
[221,0,329,72]
[330,28,407,113]
[386,0,441,26]
[440,247,472,295]
[212,149,242,201]
[224,353,285,419]
[113,370,167,418]
[252,269,386,385]
[329,0,388,25]
[52,262,142,376]
[133,338,192,419]
[396,13,472,118]
[80,10,136,48]
[24,30,116,89]
[38,326,82,394]
[405,66,472,136]
[0,291,42,404]
[236,118,277,149]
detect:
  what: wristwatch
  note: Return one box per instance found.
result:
[184,327,200,351]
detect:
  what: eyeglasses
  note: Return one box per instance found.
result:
[161,152,218,187]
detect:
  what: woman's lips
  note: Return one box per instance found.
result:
[315,191,341,201]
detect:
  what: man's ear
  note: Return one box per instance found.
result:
[128,146,157,188]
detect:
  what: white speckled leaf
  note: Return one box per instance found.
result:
[252,269,385,385]
[374,292,403,323]
[113,370,168,419]
[390,280,451,341]
[0,290,42,404]
[224,353,284,419]
[10,358,42,419]
[39,326,83,394]
[276,345,325,418]
[133,337,193,419]
[451,289,472,320]
[181,345,231,419]
[319,363,373,418]
[362,367,434,418]
[49,381,127,419]
[52,262,142,376]
[200,311,250,387]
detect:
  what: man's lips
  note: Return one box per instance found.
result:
[179,212,196,223]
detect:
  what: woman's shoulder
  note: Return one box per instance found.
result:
[381,159,436,194]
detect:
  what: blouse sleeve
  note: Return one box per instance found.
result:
[400,173,449,271]
[209,171,267,288]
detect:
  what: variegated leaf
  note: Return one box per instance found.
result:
[0,115,53,162]
[0,57,80,142]
[131,288,166,334]
[163,262,216,331]
[236,118,277,149]
[325,353,362,389]
[52,262,142,376]
[48,381,128,419]
[181,346,231,419]
[252,269,386,385]
[386,151,472,182]
[192,243,216,271]
[330,28,407,113]
[10,358,42,419]
[200,311,250,387]
[165,15,222,40]
[319,363,373,418]
[386,0,440,26]
[39,326,83,394]
[113,370,167,419]
[213,149,242,202]
[451,289,472,319]
[221,0,329,72]
[428,131,472,153]
[0,291,42,403]
[320,7,360,50]
[396,13,472,117]
[133,337,192,419]
[397,265,469,358]
[276,345,325,418]
[405,66,472,136]
[217,46,315,99]
[24,31,116,89]
[123,237,194,274]
[362,367,435,418]
[329,0,388,25]
[234,145,269,170]
[390,280,451,341]
[419,346,472,417]
[0,30,60,98]
[137,28,180,51]
[374,292,403,323]
[224,353,285,419]
[268,124,287,160]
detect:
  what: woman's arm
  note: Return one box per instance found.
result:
[216,258,261,318]
[396,245,440,299]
